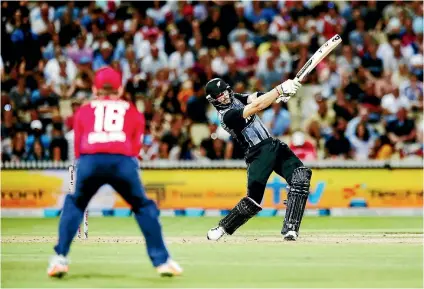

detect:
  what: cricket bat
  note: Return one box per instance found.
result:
[295,34,342,82]
[276,34,342,103]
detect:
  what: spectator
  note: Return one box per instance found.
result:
[349,19,366,53]
[42,33,61,60]
[200,123,219,159]
[11,131,26,161]
[360,82,382,116]
[189,31,204,56]
[348,122,377,160]
[49,56,75,98]
[361,42,384,78]
[49,122,68,161]
[1,133,12,162]
[256,54,282,91]
[412,3,423,35]
[160,86,181,115]
[386,107,417,145]
[125,63,147,97]
[378,36,407,73]
[391,62,410,87]
[141,44,168,77]
[26,138,49,161]
[369,135,394,160]
[200,6,226,48]
[305,94,336,142]
[325,118,352,159]
[58,9,81,47]
[65,98,82,132]
[322,56,341,98]
[92,41,113,71]
[186,82,208,123]
[289,131,317,161]
[244,2,272,25]
[67,57,93,99]
[25,119,50,154]
[135,27,162,60]
[31,83,59,127]
[222,58,247,87]
[30,3,54,40]
[400,74,423,110]
[237,41,258,76]
[400,17,416,46]
[161,115,186,154]
[169,137,197,160]
[262,102,291,137]
[66,34,93,64]
[9,76,31,111]
[381,86,411,117]
[120,45,136,85]
[409,42,423,81]
[232,2,253,30]
[146,1,170,26]
[169,40,194,81]
[345,106,377,141]
[177,4,194,42]
[55,1,79,21]
[201,136,226,160]
[343,7,362,43]
[139,134,159,161]
[337,45,361,75]
[211,46,230,76]
[268,6,290,38]
[333,88,356,121]
[44,47,77,84]
[229,29,252,61]
[1,98,16,140]
[158,139,170,159]
[364,1,382,30]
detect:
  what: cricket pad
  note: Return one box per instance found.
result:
[282,167,312,235]
[219,197,262,235]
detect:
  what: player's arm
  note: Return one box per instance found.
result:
[242,79,301,119]
[234,92,265,105]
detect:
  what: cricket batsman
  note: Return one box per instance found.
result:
[47,67,182,278]
[205,78,312,241]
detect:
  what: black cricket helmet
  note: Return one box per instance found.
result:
[205,78,234,109]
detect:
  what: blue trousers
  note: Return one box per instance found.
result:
[54,154,170,267]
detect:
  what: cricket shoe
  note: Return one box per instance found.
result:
[156,259,183,277]
[47,254,69,278]
[283,230,298,241]
[207,226,226,241]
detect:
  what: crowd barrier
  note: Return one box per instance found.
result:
[1,160,423,217]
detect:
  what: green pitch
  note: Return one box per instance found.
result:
[1,217,423,288]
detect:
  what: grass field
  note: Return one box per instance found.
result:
[1,217,423,288]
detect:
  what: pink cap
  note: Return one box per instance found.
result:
[144,27,159,38]
[93,66,122,90]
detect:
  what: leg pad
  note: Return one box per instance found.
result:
[282,167,312,235]
[219,197,262,235]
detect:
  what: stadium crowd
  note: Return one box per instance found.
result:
[1,0,423,162]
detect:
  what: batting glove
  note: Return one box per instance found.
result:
[275,79,302,103]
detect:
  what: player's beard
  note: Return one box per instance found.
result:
[217,90,231,105]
